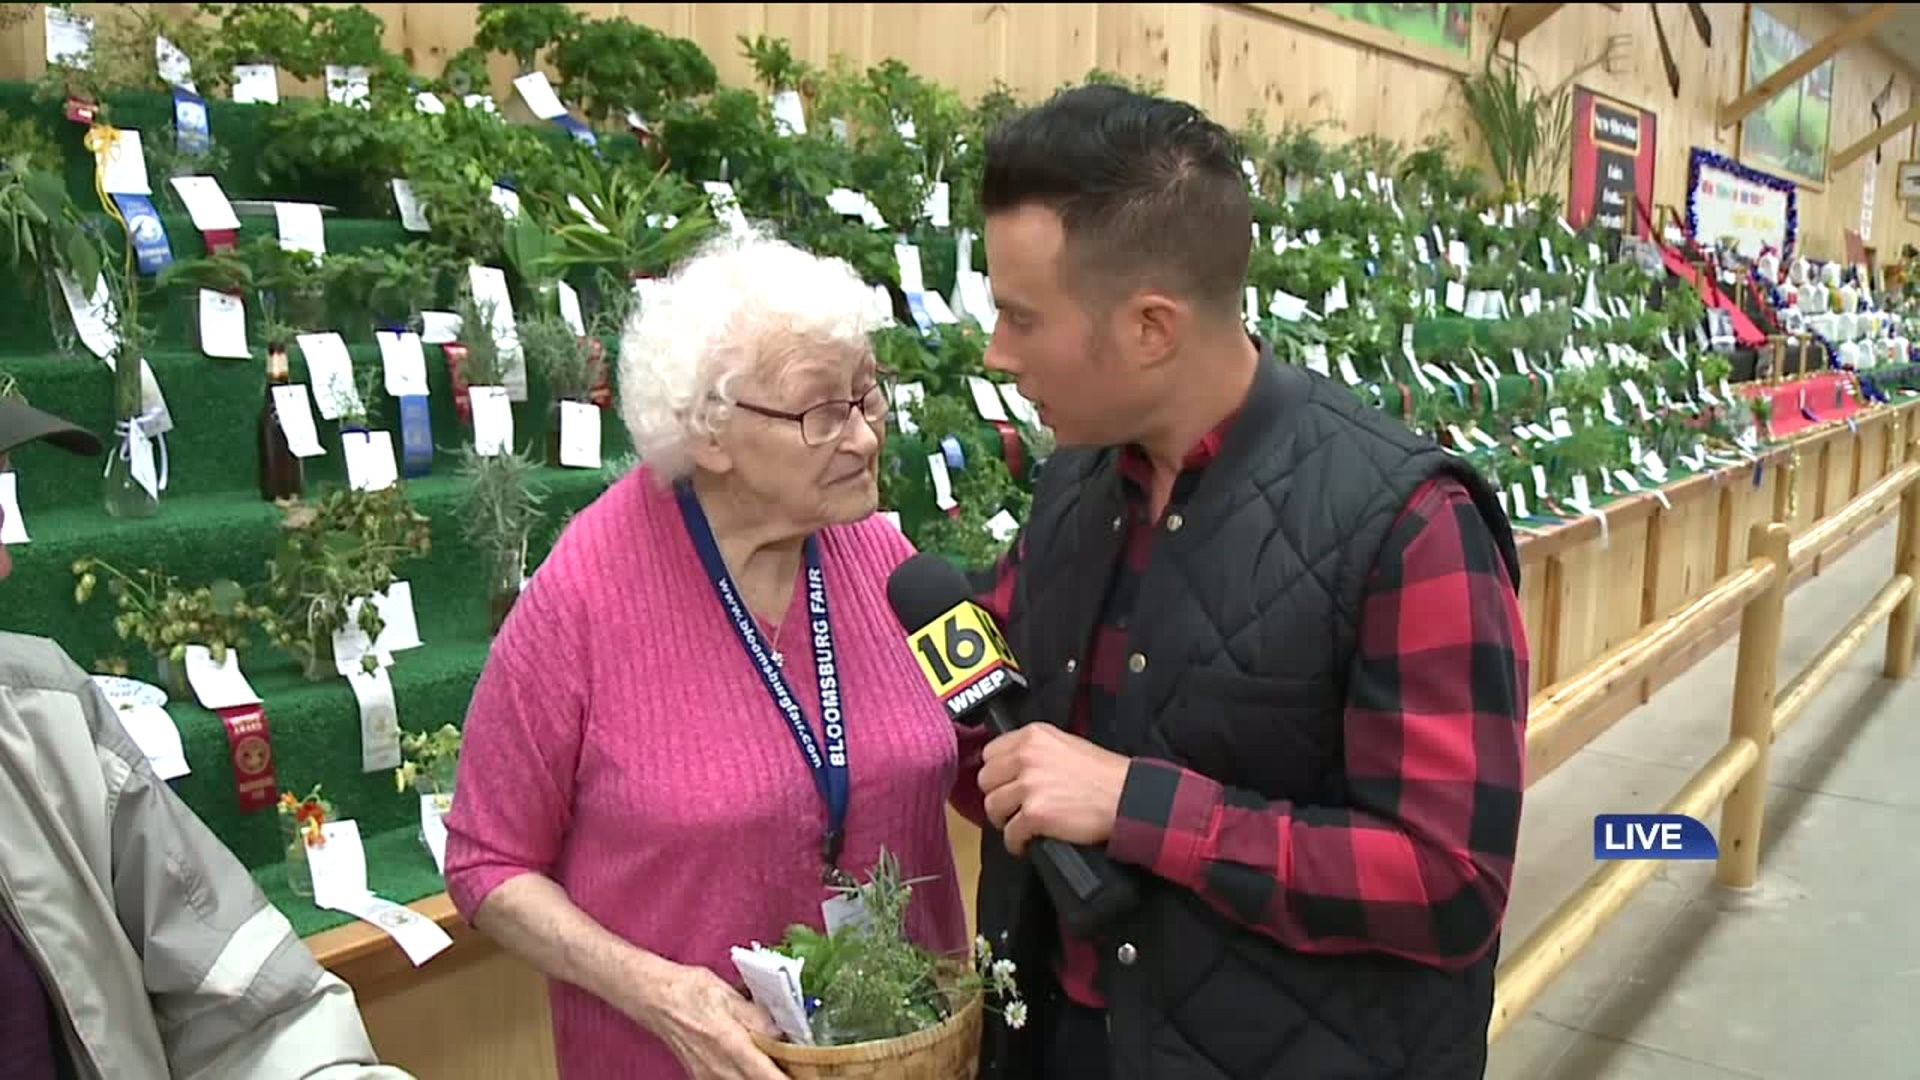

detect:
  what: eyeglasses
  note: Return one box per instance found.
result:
[734,383,889,447]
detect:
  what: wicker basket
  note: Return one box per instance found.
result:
[753,989,982,1080]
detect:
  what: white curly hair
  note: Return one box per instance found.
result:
[618,225,884,483]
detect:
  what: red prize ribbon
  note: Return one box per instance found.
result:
[989,420,1023,481]
[219,705,279,813]
[64,96,97,124]
[203,228,238,256]
[443,343,472,425]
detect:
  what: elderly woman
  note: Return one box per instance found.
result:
[443,230,970,1080]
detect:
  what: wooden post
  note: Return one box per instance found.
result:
[1886,441,1920,679]
[1715,522,1790,890]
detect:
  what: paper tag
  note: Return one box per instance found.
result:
[1532,465,1550,500]
[331,893,452,967]
[185,645,260,709]
[489,184,522,221]
[378,331,431,397]
[391,179,430,232]
[304,821,368,911]
[296,334,358,420]
[1448,239,1470,267]
[169,176,239,231]
[416,794,451,875]
[343,430,399,492]
[274,203,326,258]
[324,64,369,108]
[998,384,1040,427]
[192,288,247,359]
[557,283,586,337]
[370,583,423,653]
[1337,353,1362,385]
[1269,291,1309,321]
[97,129,151,195]
[1509,482,1530,520]
[1304,343,1330,377]
[512,71,568,119]
[1445,280,1467,313]
[45,7,93,66]
[822,891,871,935]
[270,385,326,458]
[731,947,814,1046]
[1550,407,1574,440]
[115,700,189,780]
[559,401,602,468]
[230,63,279,104]
[0,472,26,544]
[894,244,927,295]
[966,376,1011,422]
[471,386,514,456]
[1571,474,1593,509]
[418,312,461,346]
[927,454,957,510]
[984,510,1021,543]
[921,291,960,325]
[702,180,749,236]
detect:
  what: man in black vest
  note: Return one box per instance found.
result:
[952,84,1531,1078]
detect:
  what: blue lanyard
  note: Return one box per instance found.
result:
[675,482,850,880]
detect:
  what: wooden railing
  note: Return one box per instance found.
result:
[1487,423,1920,1043]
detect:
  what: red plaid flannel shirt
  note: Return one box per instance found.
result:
[956,418,1530,1007]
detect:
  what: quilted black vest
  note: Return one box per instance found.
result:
[974,356,1520,1079]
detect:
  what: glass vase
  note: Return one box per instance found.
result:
[282,813,315,898]
[488,544,526,635]
[101,438,160,519]
[153,652,191,702]
[43,272,79,356]
[301,635,337,682]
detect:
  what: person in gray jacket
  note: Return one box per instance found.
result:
[0,394,411,1080]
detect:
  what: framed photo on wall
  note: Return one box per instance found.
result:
[1737,6,1834,189]
[1243,3,1479,75]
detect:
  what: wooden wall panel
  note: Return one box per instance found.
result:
[5,4,1919,262]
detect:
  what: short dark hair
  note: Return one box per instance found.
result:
[980,84,1251,316]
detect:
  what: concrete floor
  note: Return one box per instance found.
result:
[1487,518,1920,1080]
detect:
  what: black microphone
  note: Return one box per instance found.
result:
[886,552,1139,938]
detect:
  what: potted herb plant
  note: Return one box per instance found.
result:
[517,311,601,466]
[742,850,1025,1078]
[70,559,254,702]
[456,445,547,633]
[253,486,433,681]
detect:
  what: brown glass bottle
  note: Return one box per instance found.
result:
[259,344,305,502]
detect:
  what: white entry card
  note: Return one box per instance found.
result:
[343,430,399,492]
[169,176,241,231]
[199,290,249,359]
[45,7,92,66]
[99,130,152,196]
[183,645,260,710]
[231,63,279,105]
[275,203,326,258]
[270,385,327,458]
[377,331,430,397]
[328,892,453,967]
[307,821,369,910]
[0,472,26,544]
[471,386,513,456]
[967,376,1011,422]
[296,333,358,420]
[558,401,601,469]
[512,71,568,119]
[391,179,430,233]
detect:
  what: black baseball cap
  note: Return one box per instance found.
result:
[0,397,102,457]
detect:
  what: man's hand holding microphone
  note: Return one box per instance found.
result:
[887,553,1140,935]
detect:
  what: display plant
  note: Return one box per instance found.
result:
[253,486,433,681]
[745,849,1025,1078]
[455,444,547,633]
[278,784,334,899]
[69,559,254,701]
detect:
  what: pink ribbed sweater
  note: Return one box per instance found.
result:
[443,467,970,1080]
